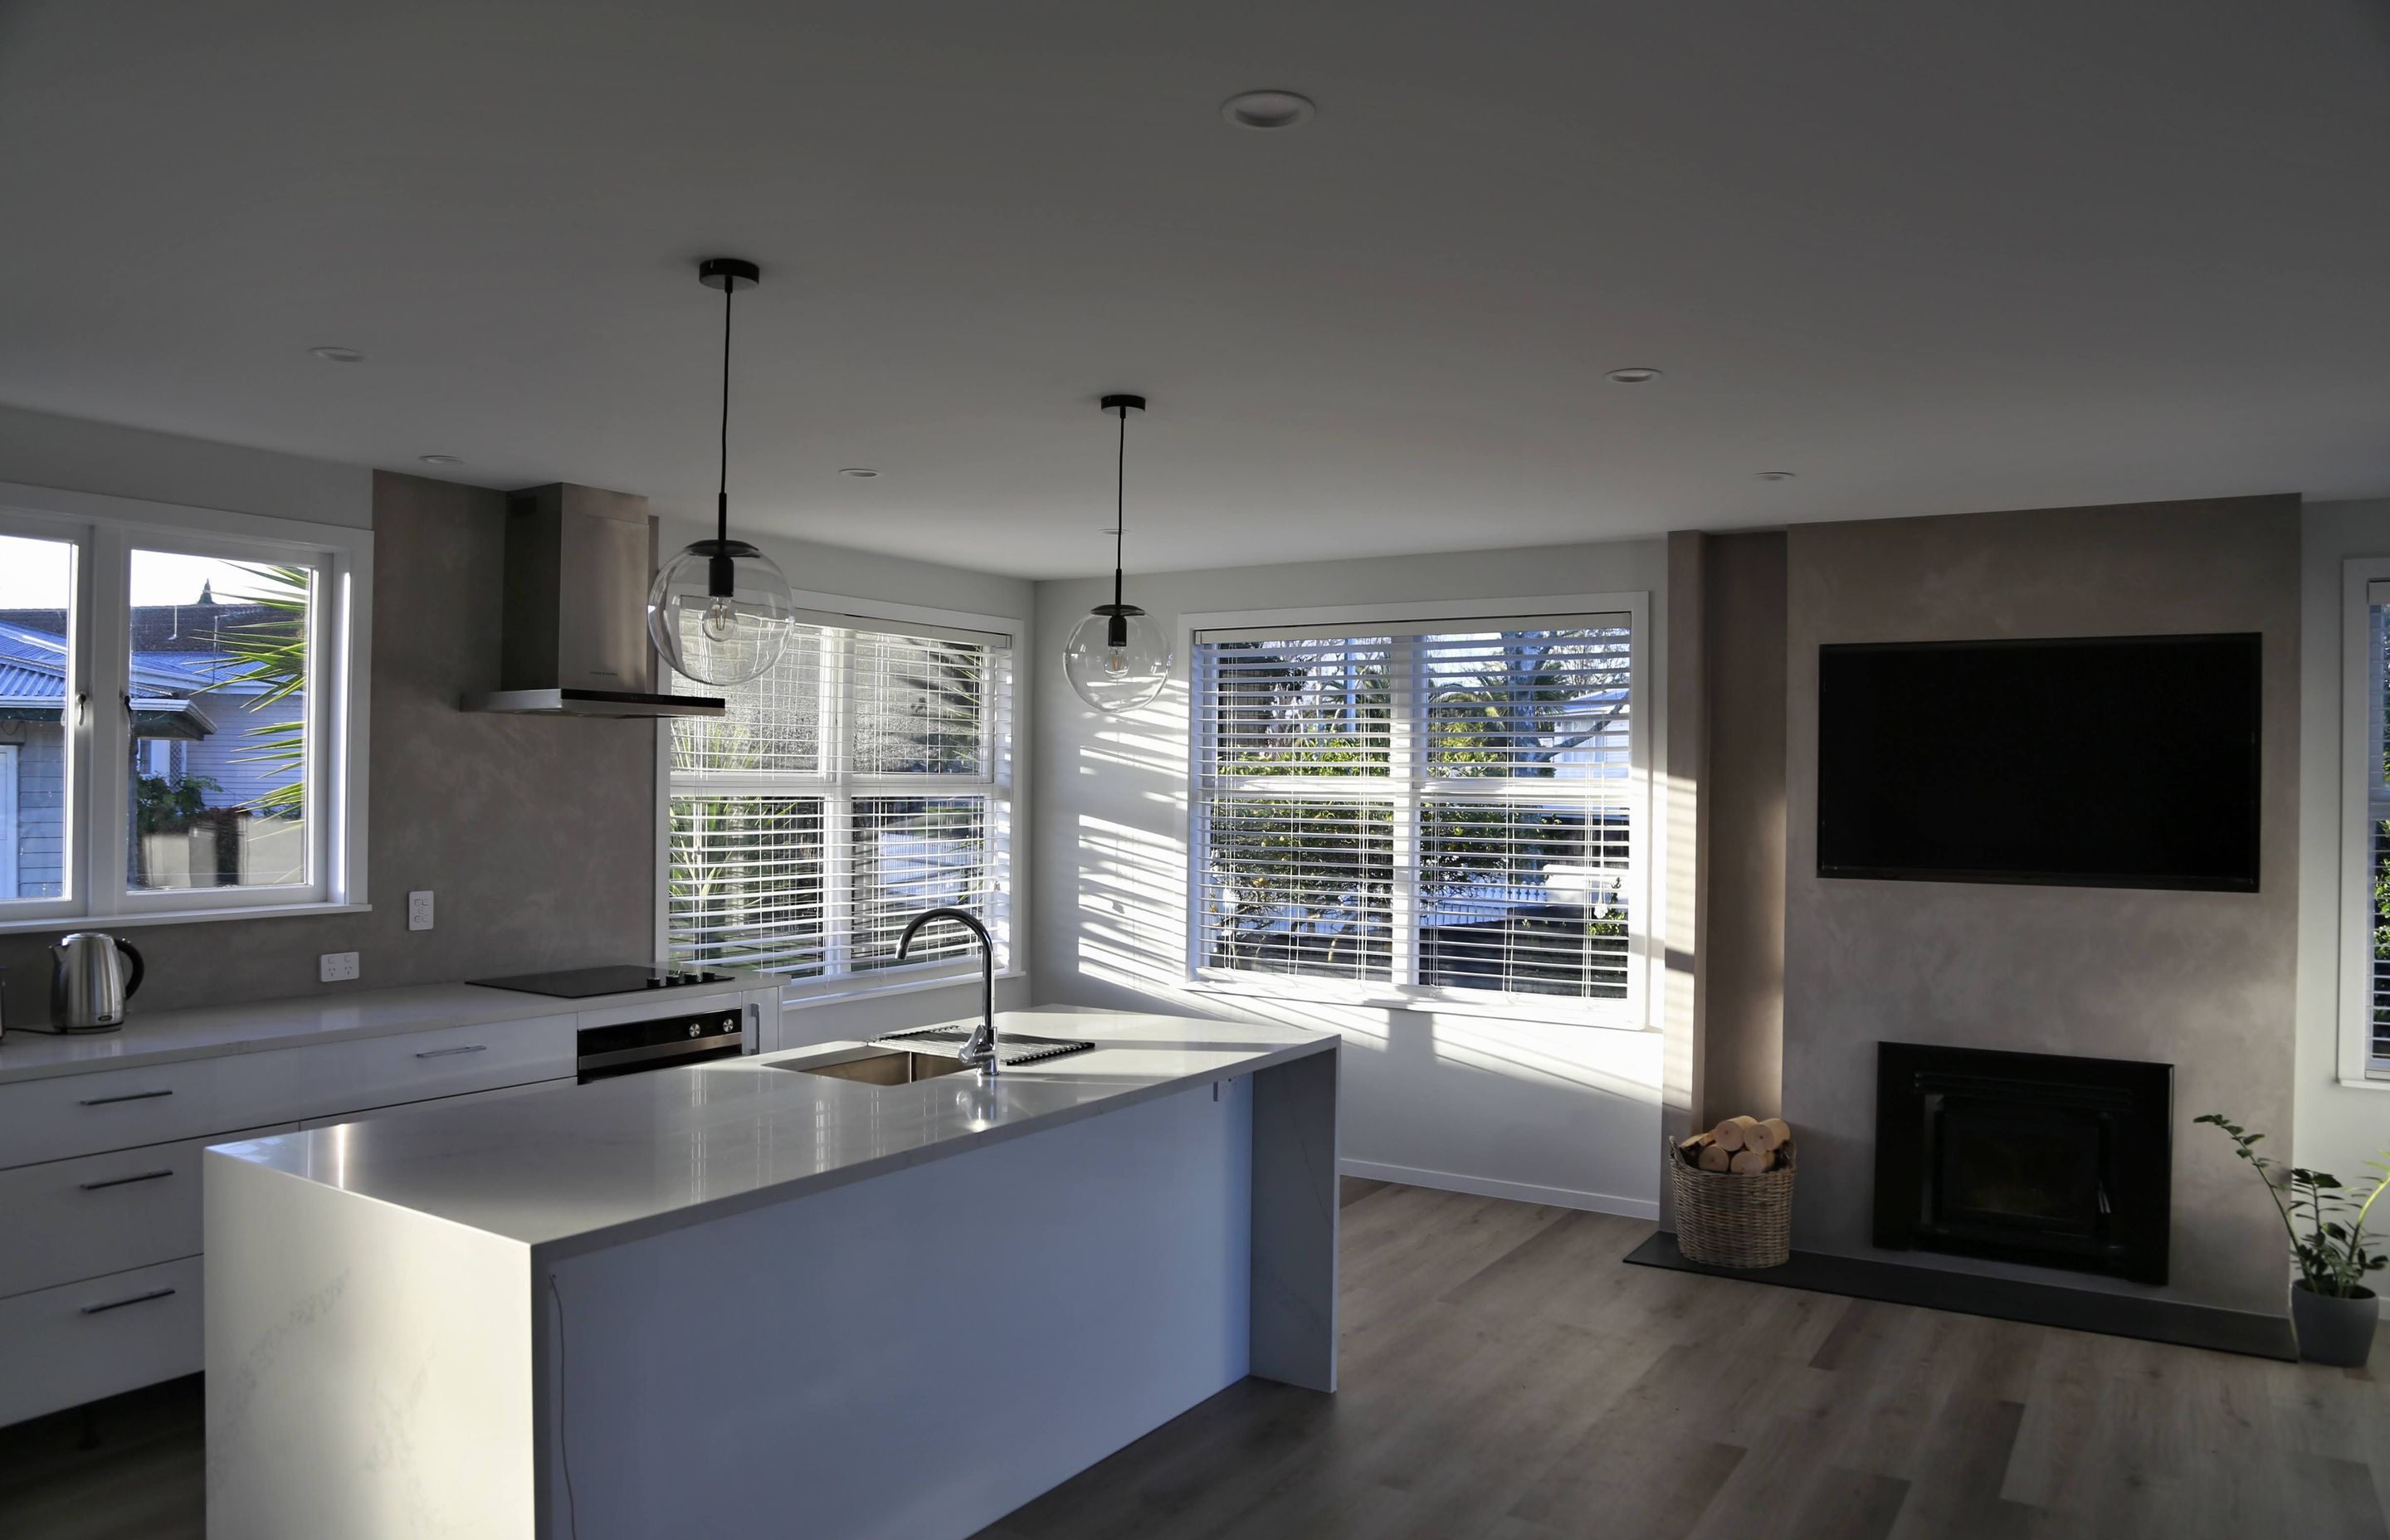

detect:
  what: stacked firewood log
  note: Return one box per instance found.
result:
[1675,1114,1793,1174]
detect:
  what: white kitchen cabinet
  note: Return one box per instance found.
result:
[0,1124,296,1300]
[0,1015,573,1172]
[0,981,778,1430]
[0,1256,204,1429]
[0,1052,282,1171]
[299,1077,569,1129]
[283,1015,575,1123]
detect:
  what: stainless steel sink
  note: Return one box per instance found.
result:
[873,1027,1095,1067]
[777,1049,973,1085]
[773,1030,1096,1086]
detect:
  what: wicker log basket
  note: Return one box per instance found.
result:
[1669,1121,1797,1270]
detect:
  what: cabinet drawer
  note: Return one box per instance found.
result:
[299,1076,569,1129]
[290,1016,575,1123]
[0,1055,266,1171]
[0,1256,202,1429]
[0,1013,575,1172]
[0,1124,296,1301]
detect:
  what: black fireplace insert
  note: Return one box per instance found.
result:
[1873,1041,2172,1284]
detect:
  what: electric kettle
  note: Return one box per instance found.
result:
[50,933,144,1032]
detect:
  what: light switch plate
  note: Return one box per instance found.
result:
[319,951,360,983]
[407,890,435,931]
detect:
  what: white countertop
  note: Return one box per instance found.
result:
[209,1006,1335,1260]
[0,977,773,1084]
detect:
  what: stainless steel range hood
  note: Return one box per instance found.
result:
[461,483,725,719]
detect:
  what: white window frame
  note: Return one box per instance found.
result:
[653,588,1023,1006]
[2336,558,2390,1084]
[1182,592,1652,1029]
[0,483,371,933]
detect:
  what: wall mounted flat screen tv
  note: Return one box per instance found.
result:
[1816,633,2261,891]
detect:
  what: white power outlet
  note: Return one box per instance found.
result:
[319,951,360,983]
[407,890,435,931]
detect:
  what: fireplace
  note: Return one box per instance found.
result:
[1873,1041,2173,1284]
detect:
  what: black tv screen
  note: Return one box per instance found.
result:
[1816,633,2261,891]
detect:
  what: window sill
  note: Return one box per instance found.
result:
[782,968,1028,1011]
[2334,1075,2390,1092]
[0,901,370,935]
[1181,976,1653,1031]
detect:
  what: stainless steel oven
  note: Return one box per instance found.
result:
[575,1006,745,1084]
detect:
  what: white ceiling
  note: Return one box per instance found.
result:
[3,1,2388,578]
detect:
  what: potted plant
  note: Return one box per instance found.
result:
[2197,1114,2386,1367]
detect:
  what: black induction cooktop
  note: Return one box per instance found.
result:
[468,965,738,1000]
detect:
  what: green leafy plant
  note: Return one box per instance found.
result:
[2197,1113,2389,1298]
[134,771,222,834]
[207,563,310,815]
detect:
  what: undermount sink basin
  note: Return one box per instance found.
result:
[778,1049,973,1085]
[874,1027,1095,1067]
[773,1030,1098,1085]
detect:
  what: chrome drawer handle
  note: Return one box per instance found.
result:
[80,1286,176,1316]
[77,1088,174,1107]
[80,1168,174,1192]
[414,1044,488,1059]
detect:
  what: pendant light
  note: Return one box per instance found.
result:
[646,256,797,687]
[1065,394,1171,713]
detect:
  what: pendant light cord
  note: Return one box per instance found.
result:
[1112,401,1128,610]
[717,278,734,545]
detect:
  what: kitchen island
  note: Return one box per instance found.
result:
[202,1006,1339,1539]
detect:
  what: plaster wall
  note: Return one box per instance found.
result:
[1780,495,2301,1314]
[0,402,369,529]
[1699,530,1788,1126]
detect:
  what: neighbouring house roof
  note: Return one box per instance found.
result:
[0,612,260,733]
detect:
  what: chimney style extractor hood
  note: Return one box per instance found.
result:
[461,483,725,719]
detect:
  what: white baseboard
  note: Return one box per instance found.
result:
[1339,1157,1660,1222]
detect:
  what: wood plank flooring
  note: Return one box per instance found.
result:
[973,1180,2385,1540]
[2,1179,2381,1539]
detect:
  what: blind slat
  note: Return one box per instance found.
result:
[666,616,1011,983]
[1193,616,1634,1005]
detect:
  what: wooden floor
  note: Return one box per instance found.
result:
[3,1180,2383,1539]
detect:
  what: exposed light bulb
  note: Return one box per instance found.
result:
[1103,646,1130,677]
[701,595,740,642]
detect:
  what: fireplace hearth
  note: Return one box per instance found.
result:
[1873,1041,2173,1284]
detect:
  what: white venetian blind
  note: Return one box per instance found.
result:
[667,612,1012,985]
[2367,583,2390,1073]
[1193,616,1635,1007]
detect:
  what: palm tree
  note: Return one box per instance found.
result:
[207,564,310,816]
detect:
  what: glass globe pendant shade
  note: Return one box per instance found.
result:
[1065,603,1170,713]
[646,537,797,686]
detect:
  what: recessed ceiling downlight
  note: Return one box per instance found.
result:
[1221,90,1316,130]
[310,346,365,364]
[1605,367,1662,384]
[838,467,880,478]
[418,454,464,465]
[1757,470,1797,481]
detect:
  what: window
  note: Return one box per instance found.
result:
[0,488,368,928]
[664,607,1014,993]
[1190,605,1644,1021]
[2342,567,2390,1079]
